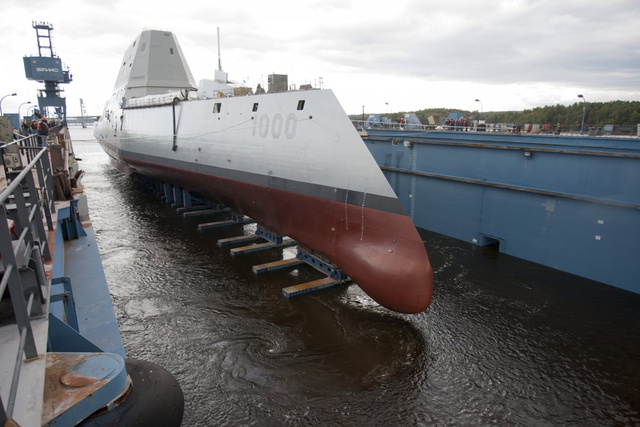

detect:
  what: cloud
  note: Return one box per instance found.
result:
[1,0,638,118]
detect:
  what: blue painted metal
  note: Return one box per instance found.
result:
[62,224,126,358]
[58,200,87,241]
[183,189,192,208]
[50,276,79,331]
[296,248,348,280]
[43,353,129,427]
[172,186,184,208]
[362,128,640,294]
[256,227,285,244]
[163,183,175,204]
[47,315,103,353]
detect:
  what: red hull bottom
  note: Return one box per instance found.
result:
[118,155,433,313]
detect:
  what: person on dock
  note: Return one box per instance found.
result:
[554,123,561,135]
[37,117,49,146]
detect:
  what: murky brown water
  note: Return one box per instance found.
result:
[72,127,640,426]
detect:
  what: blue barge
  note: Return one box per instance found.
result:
[359,126,640,294]
[1,129,184,426]
[1,22,183,426]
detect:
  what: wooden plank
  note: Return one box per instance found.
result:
[229,238,296,256]
[252,257,304,274]
[175,204,212,214]
[282,277,343,297]
[216,234,261,247]
[182,207,229,218]
[197,217,255,231]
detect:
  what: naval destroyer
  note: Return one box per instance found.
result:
[94,30,433,314]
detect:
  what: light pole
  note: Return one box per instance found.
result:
[19,101,32,120]
[577,94,586,135]
[475,99,483,119]
[0,92,17,116]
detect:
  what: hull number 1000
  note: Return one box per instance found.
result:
[252,113,297,139]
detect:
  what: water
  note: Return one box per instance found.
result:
[70,127,640,426]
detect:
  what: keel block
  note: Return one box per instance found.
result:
[282,277,344,297]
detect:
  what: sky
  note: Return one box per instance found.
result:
[1,0,639,118]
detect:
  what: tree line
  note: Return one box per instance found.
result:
[353,100,640,130]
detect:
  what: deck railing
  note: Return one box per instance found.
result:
[0,134,56,420]
[352,120,640,137]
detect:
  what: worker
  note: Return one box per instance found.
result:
[37,118,49,147]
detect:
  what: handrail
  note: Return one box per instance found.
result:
[0,136,57,419]
[0,145,49,205]
[352,119,640,137]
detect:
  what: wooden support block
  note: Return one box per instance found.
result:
[252,257,304,274]
[182,207,229,218]
[282,277,344,297]
[216,234,261,247]
[197,216,255,231]
[229,238,296,256]
[176,204,212,214]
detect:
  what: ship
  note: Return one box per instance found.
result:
[94,30,433,314]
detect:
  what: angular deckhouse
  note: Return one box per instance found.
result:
[95,30,433,313]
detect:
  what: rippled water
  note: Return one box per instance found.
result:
[71,128,640,426]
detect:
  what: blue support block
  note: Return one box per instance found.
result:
[256,227,285,244]
[163,183,174,204]
[172,187,184,208]
[296,248,348,280]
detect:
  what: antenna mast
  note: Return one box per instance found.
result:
[217,27,222,71]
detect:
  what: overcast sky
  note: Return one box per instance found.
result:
[1,0,639,118]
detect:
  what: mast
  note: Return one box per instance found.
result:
[217,27,222,71]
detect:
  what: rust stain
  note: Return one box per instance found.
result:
[42,354,110,425]
[60,372,100,387]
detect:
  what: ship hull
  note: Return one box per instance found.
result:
[99,139,433,313]
[96,90,433,313]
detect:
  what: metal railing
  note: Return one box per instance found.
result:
[0,134,56,420]
[352,120,640,137]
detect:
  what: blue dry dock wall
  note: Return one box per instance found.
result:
[364,132,640,294]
